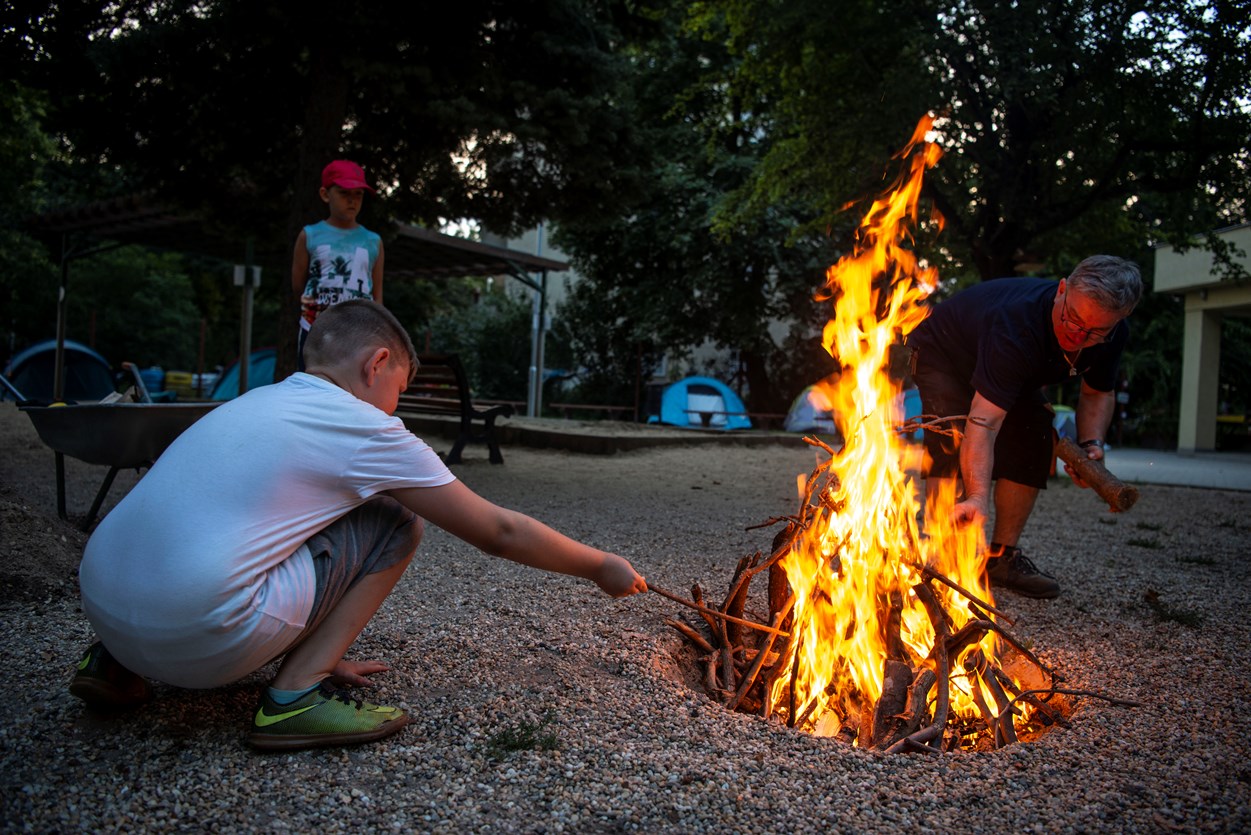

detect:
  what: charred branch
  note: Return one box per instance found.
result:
[885,581,951,754]
[865,658,915,749]
[727,596,794,712]
[913,563,1016,626]
[664,618,714,655]
[691,583,719,634]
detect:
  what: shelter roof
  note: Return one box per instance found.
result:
[387,224,567,282]
[29,196,568,280]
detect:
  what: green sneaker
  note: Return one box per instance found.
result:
[247,683,409,751]
[69,641,153,709]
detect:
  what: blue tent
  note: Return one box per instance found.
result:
[2,339,114,403]
[784,385,923,440]
[784,385,838,434]
[210,348,276,400]
[649,376,751,430]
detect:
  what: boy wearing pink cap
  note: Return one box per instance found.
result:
[292,160,386,368]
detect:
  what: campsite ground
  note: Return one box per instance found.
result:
[2,401,1250,833]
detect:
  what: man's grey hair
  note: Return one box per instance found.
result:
[1067,255,1143,315]
[304,299,418,382]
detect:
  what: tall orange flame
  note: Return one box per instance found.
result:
[771,114,1013,744]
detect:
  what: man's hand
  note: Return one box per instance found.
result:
[953,496,988,529]
[595,553,648,598]
[1064,441,1105,489]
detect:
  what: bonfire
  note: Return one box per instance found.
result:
[656,114,1138,753]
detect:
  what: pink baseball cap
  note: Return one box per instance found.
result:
[321,160,376,193]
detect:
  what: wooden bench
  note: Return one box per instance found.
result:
[395,353,513,464]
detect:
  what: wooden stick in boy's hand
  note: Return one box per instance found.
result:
[648,583,790,637]
[1056,436,1140,512]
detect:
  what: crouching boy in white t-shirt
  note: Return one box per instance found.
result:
[72,299,647,751]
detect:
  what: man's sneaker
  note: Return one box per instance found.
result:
[69,642,153,709]
[986,546,1061,599]
[247,682,409,751]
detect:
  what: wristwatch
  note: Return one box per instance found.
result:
[1078,439,1102,449]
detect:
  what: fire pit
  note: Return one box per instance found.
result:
[660,115,1137,752]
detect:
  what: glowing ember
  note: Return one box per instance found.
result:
[768,114,1028,745]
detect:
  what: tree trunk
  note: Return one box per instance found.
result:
[739,347,774,414]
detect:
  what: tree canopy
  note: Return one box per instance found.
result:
[692,0,1251,280]
[553,0,1249,422]
[552,8,840,411]
[3,0,1248,430]
[4,0,658,375]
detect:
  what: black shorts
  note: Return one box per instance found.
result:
[912,360,1054,490]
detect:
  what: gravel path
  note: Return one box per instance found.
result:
[2,402,1249,833]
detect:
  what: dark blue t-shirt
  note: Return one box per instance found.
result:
[907,277,1127,411]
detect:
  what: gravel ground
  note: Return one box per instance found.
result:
[2,400,1250,833]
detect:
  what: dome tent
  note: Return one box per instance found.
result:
[784,385,838,434]
[783,383,923,441]
[649,376,751,430]
[3,339,114,403]
[209,348,276,400]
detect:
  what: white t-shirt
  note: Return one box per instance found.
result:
[79,373,455,688]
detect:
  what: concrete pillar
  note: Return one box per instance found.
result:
[1177,302,1221,453]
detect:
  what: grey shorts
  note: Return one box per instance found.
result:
[299,496,423,637]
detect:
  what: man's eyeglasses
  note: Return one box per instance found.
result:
[1060,293,1115,343]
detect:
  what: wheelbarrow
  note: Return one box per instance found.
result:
[9,366,220,529]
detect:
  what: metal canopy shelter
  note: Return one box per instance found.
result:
[30,198,568,416]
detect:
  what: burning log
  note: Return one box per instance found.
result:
[964,649,1018,747]
[863,659,914,749]
[893,581,952,753]
[1055,436,1140,512]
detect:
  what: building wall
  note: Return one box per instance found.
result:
[1153,224,1251,453]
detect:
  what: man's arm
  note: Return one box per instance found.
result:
[1074,380,1115,463]
[388,481,646,598]
[954,392,1008,526]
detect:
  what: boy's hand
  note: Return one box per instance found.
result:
[329,658,390,688]
[596,553,647,598]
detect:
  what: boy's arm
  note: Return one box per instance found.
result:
[372,240,385,304]
[291,230,310,296]
[389,481,646,598]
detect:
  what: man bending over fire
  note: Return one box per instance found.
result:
[907,255,1143,599]
[71,299,646,750]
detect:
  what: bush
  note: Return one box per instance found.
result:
[427,292,533,401]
